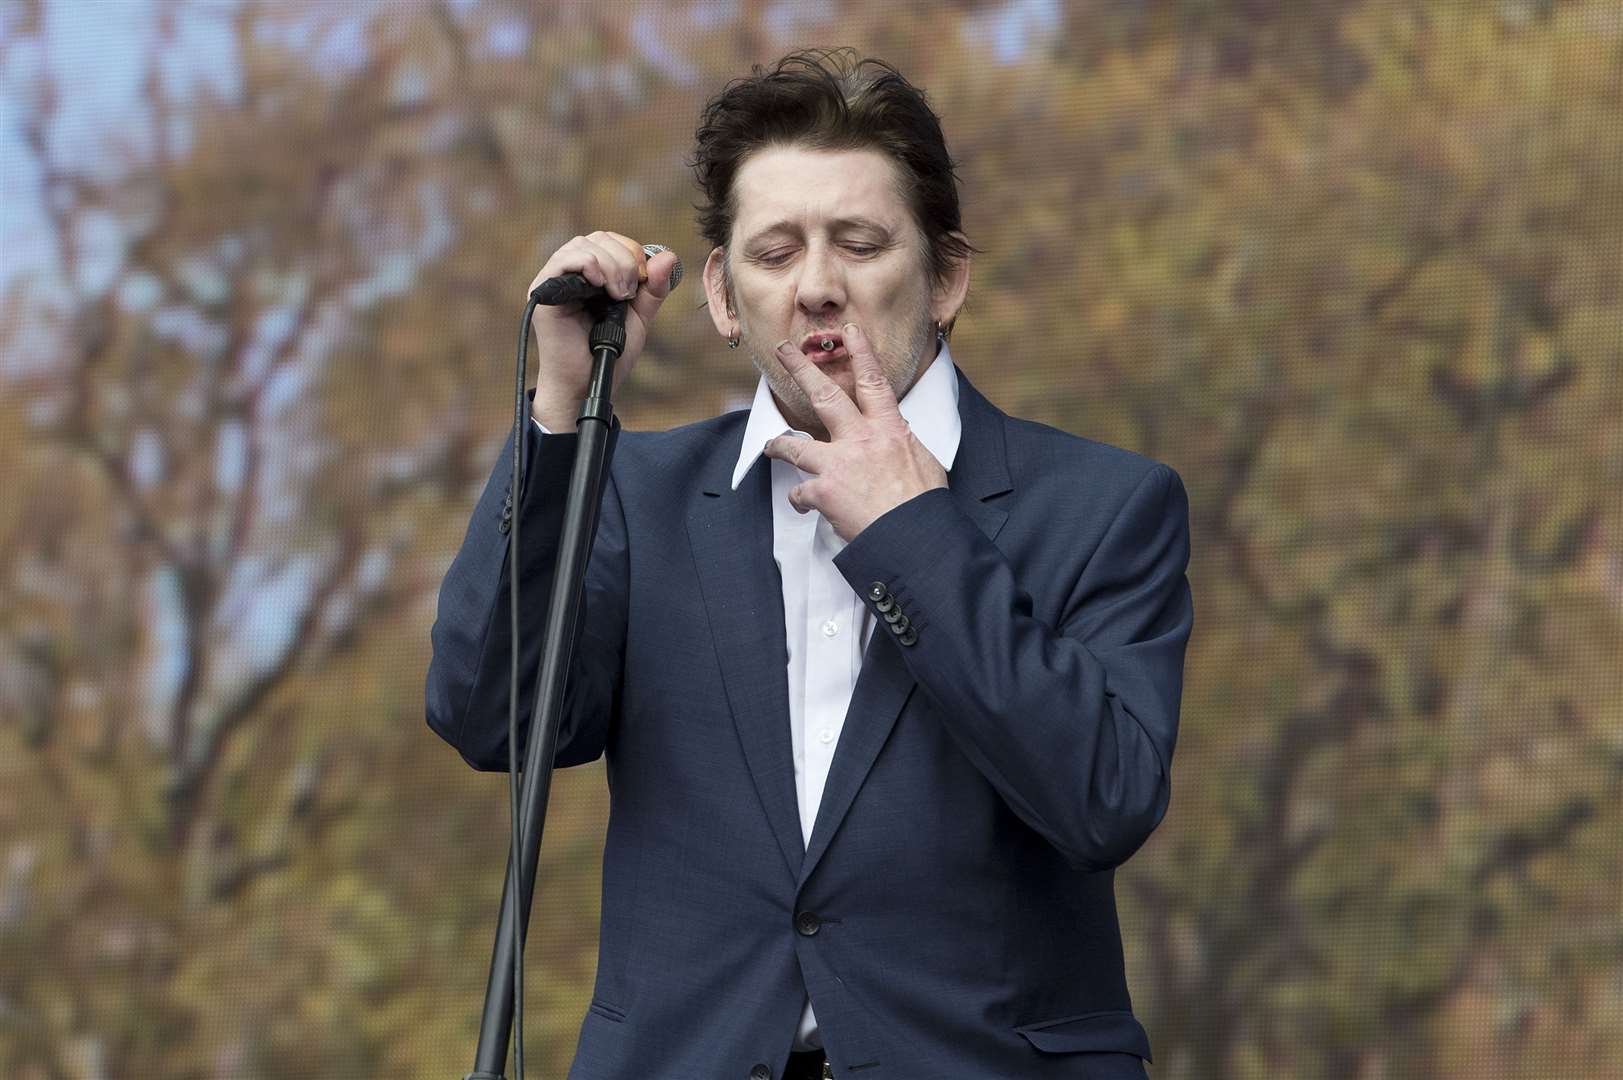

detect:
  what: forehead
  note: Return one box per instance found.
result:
[730,145,911,241]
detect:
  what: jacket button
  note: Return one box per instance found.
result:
[750,1065,771,1080]
[874,593,895,613]
[898,626,918,646]
[867,581,887,601]
[888,613,911,634]
[795,911,820,936]
[883,605,904,624]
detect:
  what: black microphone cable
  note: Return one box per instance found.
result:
[508,293,537,1080]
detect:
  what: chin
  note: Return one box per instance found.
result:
[823,365,857,394]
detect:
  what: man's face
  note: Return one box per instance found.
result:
[703,145,962,437]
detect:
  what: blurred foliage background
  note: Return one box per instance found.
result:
[1,0,1621,1077]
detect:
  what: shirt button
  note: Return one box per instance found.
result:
[819,729,834,744]
[821,619,838,637]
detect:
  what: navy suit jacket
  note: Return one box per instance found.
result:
[426,369,1192,1079]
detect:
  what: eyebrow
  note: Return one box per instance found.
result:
[742,216,896,247]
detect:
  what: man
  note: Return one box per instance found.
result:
[427,49,1191,1080]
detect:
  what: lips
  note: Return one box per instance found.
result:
[799,330,846,360]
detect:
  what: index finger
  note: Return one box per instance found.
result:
[599,231,650,281]
[773,340,863,437]
[841,322,902,420]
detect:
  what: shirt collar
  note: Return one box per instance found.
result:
[731,342,962,491]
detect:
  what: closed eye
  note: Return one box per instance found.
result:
[751,242,884,266]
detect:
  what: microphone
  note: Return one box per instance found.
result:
[531,242,684,306]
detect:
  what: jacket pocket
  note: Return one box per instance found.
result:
[586,998,627,1024]
[1013,1009,1152,1061]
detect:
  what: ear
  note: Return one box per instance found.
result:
[930,237,973,332]
[702,248,736,339]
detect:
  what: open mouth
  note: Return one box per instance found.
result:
[800,331,847,361]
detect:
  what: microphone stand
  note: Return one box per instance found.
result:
[464,294,628,1080]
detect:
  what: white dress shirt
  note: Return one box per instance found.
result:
[729,344,962,1051]
[533,342,963,1053]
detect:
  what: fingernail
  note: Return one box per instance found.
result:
[842,322,859,337]
[775,339,796,355]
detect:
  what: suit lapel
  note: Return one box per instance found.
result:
[687,450,806,881]
[799,371,1014,885]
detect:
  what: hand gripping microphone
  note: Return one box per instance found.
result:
[530,242,684,306]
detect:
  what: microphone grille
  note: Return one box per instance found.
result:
[641,244,683,292]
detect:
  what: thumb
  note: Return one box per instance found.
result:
[631,249,681,321]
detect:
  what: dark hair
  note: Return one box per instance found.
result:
[690,48,975,304]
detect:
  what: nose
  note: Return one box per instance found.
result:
[795,239,845,319]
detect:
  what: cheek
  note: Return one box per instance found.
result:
[872,263,932,313]
[736,281,792,325]
[872,275,933,336]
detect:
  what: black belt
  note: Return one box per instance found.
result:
[783,1048,831,1079]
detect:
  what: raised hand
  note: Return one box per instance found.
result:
[526,231,681,432]
[761,323,948,541]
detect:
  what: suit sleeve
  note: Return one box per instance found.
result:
[424,419,628,771]
[833,463,1192,870]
